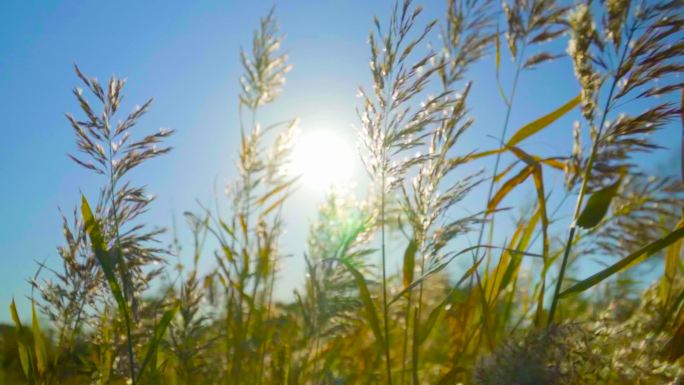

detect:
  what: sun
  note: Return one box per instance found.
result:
[289,129,356,191]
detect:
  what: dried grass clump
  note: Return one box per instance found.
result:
[590,282,684,384]
[477,294,684,385]
[474,323,604,385]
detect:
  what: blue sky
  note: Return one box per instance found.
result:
[0,1,680,321]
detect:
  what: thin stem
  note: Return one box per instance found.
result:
[470,42,526,349]
[548,23,636,324]
[106,127,136,385]
[411,307,420,385]
[256,261,278,385]
[400,290,412,385]
[412,247,426,385]
[474,46,525,260]
[233,104,257,384]
[381,169,393,385]
[311,315,323,385]
[308,263,323,385]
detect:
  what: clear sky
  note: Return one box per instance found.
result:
[0,1,679,322]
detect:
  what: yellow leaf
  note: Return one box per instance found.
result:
[661,214,684,301]
[483,220,524,305]
[495,26,501,76]
[507,94,581,147]
[488,165,533,213]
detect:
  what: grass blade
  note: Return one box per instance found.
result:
[31,302,48,376]
[495,26,510,106]
[560,227,684,297]
[487,165,533,212]
[137,303,179,381]
[507,94,581,147]
[402,238,417,289]
[576,176,623,229]
[256,180,291,205]
[81,196,128,317]
[10,300,33,381]
[388,246,524,305]
[418,294,449,346]
[338,258,385,347]
[662,215,684,301]
[495,26,500,76]
[499,209,541,296]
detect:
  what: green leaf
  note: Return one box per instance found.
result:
[137,303,178,381]
[402,239,417,289]
[576,176,622,229]
[507,94,581,147]
[338,259,384,347]
[10,300,32,381]
[31,302,48,375]
[81,196,128,318]
[560,227,684,297]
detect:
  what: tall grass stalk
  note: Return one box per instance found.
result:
[407,0,497,379]
[470,43,524,348]
[469,0,568,333]
[548,6,636,324]
[550,0,683,322]
[357,1,450,381]
[105,113,137,385]
[380,170,392,384]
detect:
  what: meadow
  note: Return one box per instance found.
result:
[1,0,684,384]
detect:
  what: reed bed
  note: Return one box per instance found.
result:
[3,0,684,384]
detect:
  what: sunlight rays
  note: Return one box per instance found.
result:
[289,128,356,191]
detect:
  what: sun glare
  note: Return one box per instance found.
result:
[290,129,356,190]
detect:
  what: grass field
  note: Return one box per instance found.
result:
[2,0,684,384]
